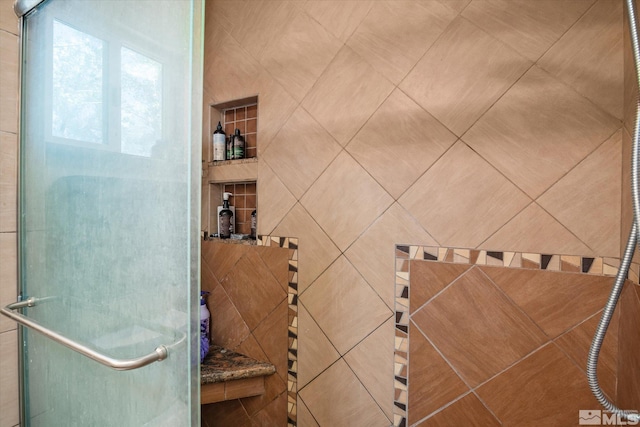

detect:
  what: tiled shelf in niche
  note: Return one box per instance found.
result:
[207,181,257,237]
[208,96,258,164]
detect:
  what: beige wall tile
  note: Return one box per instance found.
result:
[462,0,594,62]
[343,318,394,422]
[300,256,391,355]
[0,131,16,233]
[464,66,620,199]
[297,302,340,389]
[434,0,471,14]
[256,161,297,236]
[540,0,623,119]
[400,141,530,248]
[0,329,19,427]
[302,46,394,146]
[0,0,18,35]
[297,398,319,427]
[259,9,341,102]
[0,30,18,134]
[346,89,457,199]
[538,131,622,257]
[303,1,373,43]
[273,203,341,294]
[0,232,17,334]
[482,203,595,256]
[346,1,456,84]
[262,107,341,200]
[300,152,394,252]
[400,17,531,137]
[345,203,437,308]
[299,359,388,427]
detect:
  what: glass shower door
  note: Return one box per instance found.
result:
[11,0,202,425]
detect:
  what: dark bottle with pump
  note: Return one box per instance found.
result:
[250,210,257,240]
[233,129,245,160]
[218,193,233,239]
[213,121,226,161]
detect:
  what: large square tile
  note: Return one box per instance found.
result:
[299,359,389,427]
[0,329,18,427]
[298,302,340,389]
[399,141,530,248]
[476,343,601,427]
[538,130,622,258]
[344,318,395,421]
[262,107,341,200]
[539,0,623,119]
[303,1,373,43]
[273,203,341,294]
[407,323,469,424]
[416,392,501,427]
[345,203,437,308]
[302,46,394,146]
[464,66,620,199]
[346,89,457,200]
[300,152,394,252]
[259,9,341,102]
[400,17,530,136]
[482,266,614,338]
[462,0,594,62]
[408,259,471,314]
[0,30,18,134]
[300,256,391,355]
[412,267,547,386]
[346,1,456,84]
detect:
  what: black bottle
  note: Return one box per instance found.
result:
[218,193,233,239]
[233,129,245,160]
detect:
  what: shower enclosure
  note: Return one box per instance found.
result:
[2,0,203,425]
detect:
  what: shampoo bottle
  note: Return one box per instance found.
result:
[200,291,210,362]
[213,121,226,161]
[233,129,245,160]
[218,192,234,239]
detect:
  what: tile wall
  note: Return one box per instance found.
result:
[395,246,626,426]
[0,0,19,425]
[200,238,297,426]
[203,1,624,425]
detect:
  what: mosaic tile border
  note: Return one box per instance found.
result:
[258,235,299,427]
[393,246,639,427]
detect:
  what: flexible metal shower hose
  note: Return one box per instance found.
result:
[586,0,640,421]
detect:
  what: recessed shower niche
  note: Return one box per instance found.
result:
[203,96,259,239]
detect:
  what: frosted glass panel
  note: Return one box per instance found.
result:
[19,0,202,425]
[121,46,163,157]
[52,20,104,144]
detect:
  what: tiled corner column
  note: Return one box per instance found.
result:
[393,245,633,427]
[1,0,20,426]
[258,235,298,427]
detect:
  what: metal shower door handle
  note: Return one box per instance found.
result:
[1,297,168,371]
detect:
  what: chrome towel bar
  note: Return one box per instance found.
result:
[1,297,168,371]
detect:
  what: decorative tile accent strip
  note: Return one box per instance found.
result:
[393,245,637,427]
[258,235,299,427]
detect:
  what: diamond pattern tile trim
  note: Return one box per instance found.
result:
[393,245,637,427]
[258,235,299,427]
